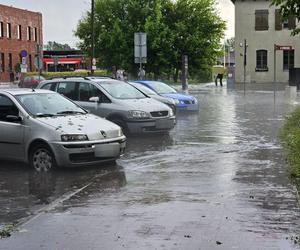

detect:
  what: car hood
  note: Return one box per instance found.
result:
[161,93,194,101]
[118,98,170,112]
[150,95,174,105]
[36,114,122,140]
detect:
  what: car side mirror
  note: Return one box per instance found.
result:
[6,115,22,123]
[89,96,100,102]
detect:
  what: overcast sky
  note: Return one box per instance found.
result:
[1,0,234,48]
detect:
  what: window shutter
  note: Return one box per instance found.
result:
[275,9,282,30]
[288,16,296,30]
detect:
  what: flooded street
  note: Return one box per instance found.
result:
[1,84,300,250]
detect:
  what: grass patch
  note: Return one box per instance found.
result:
[280,107,300,178]
[0,224,16,239]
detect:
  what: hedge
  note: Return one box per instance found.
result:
[280,106,300,178]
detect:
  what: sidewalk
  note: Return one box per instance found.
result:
[0,82,18,88]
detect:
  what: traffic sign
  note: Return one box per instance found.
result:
[20,64,27,73]
[21,57,26,65]
[20,50,27,58]
[134,32,147,64]
[92,58,96,65]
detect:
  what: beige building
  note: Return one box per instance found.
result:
[233,0,299,83]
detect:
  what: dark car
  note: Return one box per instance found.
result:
[19,76,46,88]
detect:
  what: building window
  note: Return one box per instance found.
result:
[283,50,294,70]
[27,26,31,40]
[256,50,268,71]
[275,9,296,30]
[1,53,5,72]
[0,22,3,37]
[17,25,22,40]
[255,10,269,31]
[6,23,11,38]
[29,54,32,71]
[34,27,38,42]
[8,53,12,71]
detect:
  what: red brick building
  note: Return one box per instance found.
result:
[0,4,43,82]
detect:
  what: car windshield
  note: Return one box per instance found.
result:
[32,76,46,81]
[148,81,177,94]
[97,80,146,99]
[131,83,157,95]
[16,92,86,116]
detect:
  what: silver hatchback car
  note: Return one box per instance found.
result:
[0,89,126,171]
[38,78,176,134]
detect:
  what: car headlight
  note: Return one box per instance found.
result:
[61,134,89,142]
[118,128,124,137]
[128,110,150,119]
[180,100,185,104]
[169,109,174,117]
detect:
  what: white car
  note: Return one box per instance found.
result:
[0,89,126,171]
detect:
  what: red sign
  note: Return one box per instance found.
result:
[274,44,294,50]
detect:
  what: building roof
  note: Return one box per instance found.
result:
[0,4,42,15]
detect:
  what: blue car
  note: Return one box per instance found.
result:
[134,80,199,111]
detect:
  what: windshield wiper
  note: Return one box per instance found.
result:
[35,113,55,117]
[56,110,86,115]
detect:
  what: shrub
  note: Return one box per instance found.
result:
[25,69,108,79]
[280,107,300,178]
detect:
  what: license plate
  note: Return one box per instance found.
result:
[95,143,120,157]
[156,119,173,129]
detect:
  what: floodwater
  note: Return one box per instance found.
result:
[1,83,300,250]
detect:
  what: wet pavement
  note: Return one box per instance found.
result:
[1,83,300,249]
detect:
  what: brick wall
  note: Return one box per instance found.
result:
[0,4,43,82]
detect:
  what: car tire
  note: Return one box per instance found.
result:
[110,118,129,135]
[29,143,57,171]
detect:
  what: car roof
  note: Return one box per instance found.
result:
[0,88,55,96]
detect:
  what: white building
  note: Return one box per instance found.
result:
[233,0,299,83]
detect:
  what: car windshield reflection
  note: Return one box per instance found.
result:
[16,93,86,116]
[98,80,146,99]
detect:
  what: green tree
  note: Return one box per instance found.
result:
[44,41,73,51]
[75,0,225,81]
[272,0,300,35]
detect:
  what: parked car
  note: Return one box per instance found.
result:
[128,81,178,113]
[0,89,126,171]
[38,77,176,134]
[133,80,199,111]
[18,75,46,88]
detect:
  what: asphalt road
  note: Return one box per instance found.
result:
[1,83,300,250]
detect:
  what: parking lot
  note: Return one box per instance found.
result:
[1,83,300,250]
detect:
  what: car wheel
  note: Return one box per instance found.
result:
[29,144,57,171]
[110,118,129,135]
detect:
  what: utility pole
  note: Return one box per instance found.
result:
[91,0,95,75]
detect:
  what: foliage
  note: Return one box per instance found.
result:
[280,107,300,177]
[0,224,15,238]
[75,0,225,82]
[272,0,300,35]
[44,41,73,51]
[25,70,108,79]
[14,63,21,73]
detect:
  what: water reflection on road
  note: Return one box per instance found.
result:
[1,83,300,250]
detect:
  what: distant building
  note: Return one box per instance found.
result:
[43,50,86,72]
[0,4,43,82]
[233,0,299,83]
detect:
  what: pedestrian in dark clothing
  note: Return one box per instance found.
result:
[215,73,223,87]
